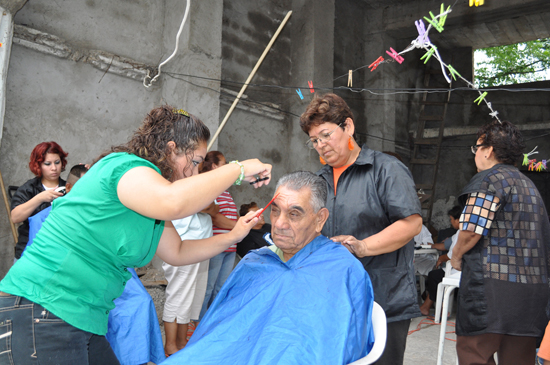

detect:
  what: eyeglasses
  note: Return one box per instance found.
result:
[471,144,486,154]
[306,122,344,150]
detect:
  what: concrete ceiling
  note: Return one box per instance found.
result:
[367,0,550,50]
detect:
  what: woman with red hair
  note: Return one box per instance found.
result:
[10,141,68,261]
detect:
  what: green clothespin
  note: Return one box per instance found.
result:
[447,65,461,81]
[423,4,450,33]
[473,92,488,105]
[420,46,437,64]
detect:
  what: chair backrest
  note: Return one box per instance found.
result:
[347,301,387,365]
[445,261,453,277]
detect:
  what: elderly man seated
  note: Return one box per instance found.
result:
[162,171,374,365]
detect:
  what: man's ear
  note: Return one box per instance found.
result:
[315,207,330,233]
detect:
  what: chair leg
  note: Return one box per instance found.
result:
[434,282,444,323]
[436,285,458,365]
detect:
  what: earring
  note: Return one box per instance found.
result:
[319,156,327,165]
[348,136,354,151]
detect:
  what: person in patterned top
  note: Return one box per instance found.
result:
[198,151,239,321]
[451,120,550,365]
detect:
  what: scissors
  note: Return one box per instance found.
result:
[249,176,269,185]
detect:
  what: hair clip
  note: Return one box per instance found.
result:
[173,108,190,117]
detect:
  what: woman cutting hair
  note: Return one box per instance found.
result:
[300,93,422,365]
[10,141,68,261]
[0,105,271,364]
[450,120,550,365]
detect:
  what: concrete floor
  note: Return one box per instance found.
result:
[405,313,458,365]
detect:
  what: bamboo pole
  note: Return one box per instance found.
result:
[0,168,18,245]
[207,10,292,151]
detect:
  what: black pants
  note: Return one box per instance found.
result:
[373,319,411,365]
[426,268,445,301]
[0,293,120,365]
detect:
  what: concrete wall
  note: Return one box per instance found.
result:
[0,0,223,278]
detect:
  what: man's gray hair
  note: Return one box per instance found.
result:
[275,171,327,212]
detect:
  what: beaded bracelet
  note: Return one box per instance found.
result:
[229,160,245,185]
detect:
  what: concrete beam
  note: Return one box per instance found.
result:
[13,25,155,82]
[0,9,13,148]
[412,122,550,138]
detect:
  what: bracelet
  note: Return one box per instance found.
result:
[229,160,245,185]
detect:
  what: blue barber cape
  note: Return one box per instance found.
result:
[162,235,374,365]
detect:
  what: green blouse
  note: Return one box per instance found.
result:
[0,153,165,335]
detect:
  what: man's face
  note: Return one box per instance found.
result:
[270,186,328,258]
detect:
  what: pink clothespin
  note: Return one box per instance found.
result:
[386,47,404,64]
[528,159,537,171]
[308,81,314,93]
[368,56,385,72]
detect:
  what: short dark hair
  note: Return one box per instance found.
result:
[29,141,69,177]
[448,205,463,220]
[200,151,225,173]
[239,202,258,217]
[300,93,354,135]
[69,164,88,179]
[477,120,525,165]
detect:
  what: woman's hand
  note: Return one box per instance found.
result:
[331,235,369,257]
[240,159,272,188]
[37,189,64,203]
[228,210,260,243]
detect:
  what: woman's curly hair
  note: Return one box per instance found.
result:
[95,105,210,179]
[477,120,525,165]
[300,93,354,136]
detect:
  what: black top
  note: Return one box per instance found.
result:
[317,145,422,322]
[10,176,66,259]
[236,224,272,258]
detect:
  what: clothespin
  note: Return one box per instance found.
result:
[308,81,314,93]
[348,70,353,87]
[386,47,404,64]
[470,0,484,6]
[528,159,537,171]
[368,56,385,72]
[415,20,430,45]
[447,65,461,81]
[542,160,547,170]
[473,92,488,105]
[522,146,539,166]
[424,4,450,33]
[296,89,304,100]
[535,161,543,172]
[420,46,437,64]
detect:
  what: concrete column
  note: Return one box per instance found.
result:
[287,0,335,174]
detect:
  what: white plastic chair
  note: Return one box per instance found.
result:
[435,261,461,365]
[348,301,387,365]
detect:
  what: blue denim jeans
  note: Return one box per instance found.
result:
[0,293,120,364]
[198,251,235,320]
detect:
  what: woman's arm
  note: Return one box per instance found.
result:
[450,230,482,271]
[211,213,237,229]
[331,214,422,257]
[156,211,259,266]
[117,159,271,221]
[11,190,63,223]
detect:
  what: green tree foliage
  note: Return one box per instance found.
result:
[474,38,550,88]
